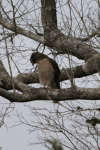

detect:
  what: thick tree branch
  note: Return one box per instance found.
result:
[41,0,57,34]
[1,86,100,102]
[0,18,45,43]
[0,52,100,91]
[0,18,98,61]
[40,0,99,61]
[14,54,100,85]
[0,57,100,101]
[14,66,87,85]
[0,59,10,89]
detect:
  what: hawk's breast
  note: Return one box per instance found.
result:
[37,58,55,85]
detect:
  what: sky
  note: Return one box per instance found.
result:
[0,0,99,150]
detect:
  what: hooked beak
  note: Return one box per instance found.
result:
[31,62,35,66]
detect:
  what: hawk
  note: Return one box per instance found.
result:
[30,52,60,89]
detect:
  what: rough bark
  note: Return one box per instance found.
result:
[41,0,57,34]
[1,85,100,102]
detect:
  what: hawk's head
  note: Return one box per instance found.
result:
[30,52,37,65]
[30,52,47,66]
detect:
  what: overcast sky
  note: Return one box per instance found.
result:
[0,0,99,150]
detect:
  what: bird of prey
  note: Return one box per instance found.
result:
[30,52,60,89]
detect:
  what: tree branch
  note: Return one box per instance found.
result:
[0,17,99,61]
[14,54,100,85]
[1,86,100,102]
[41,0,57,34]
[0,56,100,101]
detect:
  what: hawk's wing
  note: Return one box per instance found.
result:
[48,57,60,88]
